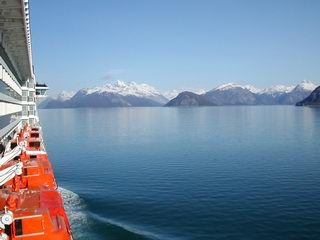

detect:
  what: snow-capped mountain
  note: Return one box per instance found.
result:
[163,90,180,100]
[274,80,318,105]
[213,83,261,94]
[39,81,168,108]
[39,80,318,108]
[53,91,76,101]
[166,80,318,107]
[210,81,316,96]
[83,80,161,97]
[209,81,317,105]
[291,80,317,92]
[260,85,295,95]
[204,83,258,105]
[82,80,168,105]
[79,80,168,105]
[257,80,317,105]
[38,91,75,109]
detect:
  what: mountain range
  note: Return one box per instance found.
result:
[166,80,317,106]
[39,80,318,108]
[39,80,168,108]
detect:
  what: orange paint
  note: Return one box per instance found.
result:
[0,125,72,239]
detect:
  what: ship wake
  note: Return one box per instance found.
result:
[58,187,168,240]
[58,187,93,239]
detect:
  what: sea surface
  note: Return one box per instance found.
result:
[38,106,320,240]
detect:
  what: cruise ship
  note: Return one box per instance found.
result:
[0,0,72,239]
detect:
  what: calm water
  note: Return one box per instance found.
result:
[39,106,320,240]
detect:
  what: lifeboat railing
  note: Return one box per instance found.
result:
[0,143,23,166]
[0,162,23,186]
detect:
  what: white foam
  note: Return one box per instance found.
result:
[58,187,90,238]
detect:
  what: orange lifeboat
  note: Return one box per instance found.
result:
[0,124,72,239]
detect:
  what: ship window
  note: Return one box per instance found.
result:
[31,133,39,138]
[29,141,40,147]
[15,219,23,236]
[11,142,17,149]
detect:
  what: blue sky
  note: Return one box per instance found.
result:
[30,0,320,94]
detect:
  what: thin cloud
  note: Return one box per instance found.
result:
[102,69,126,81]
